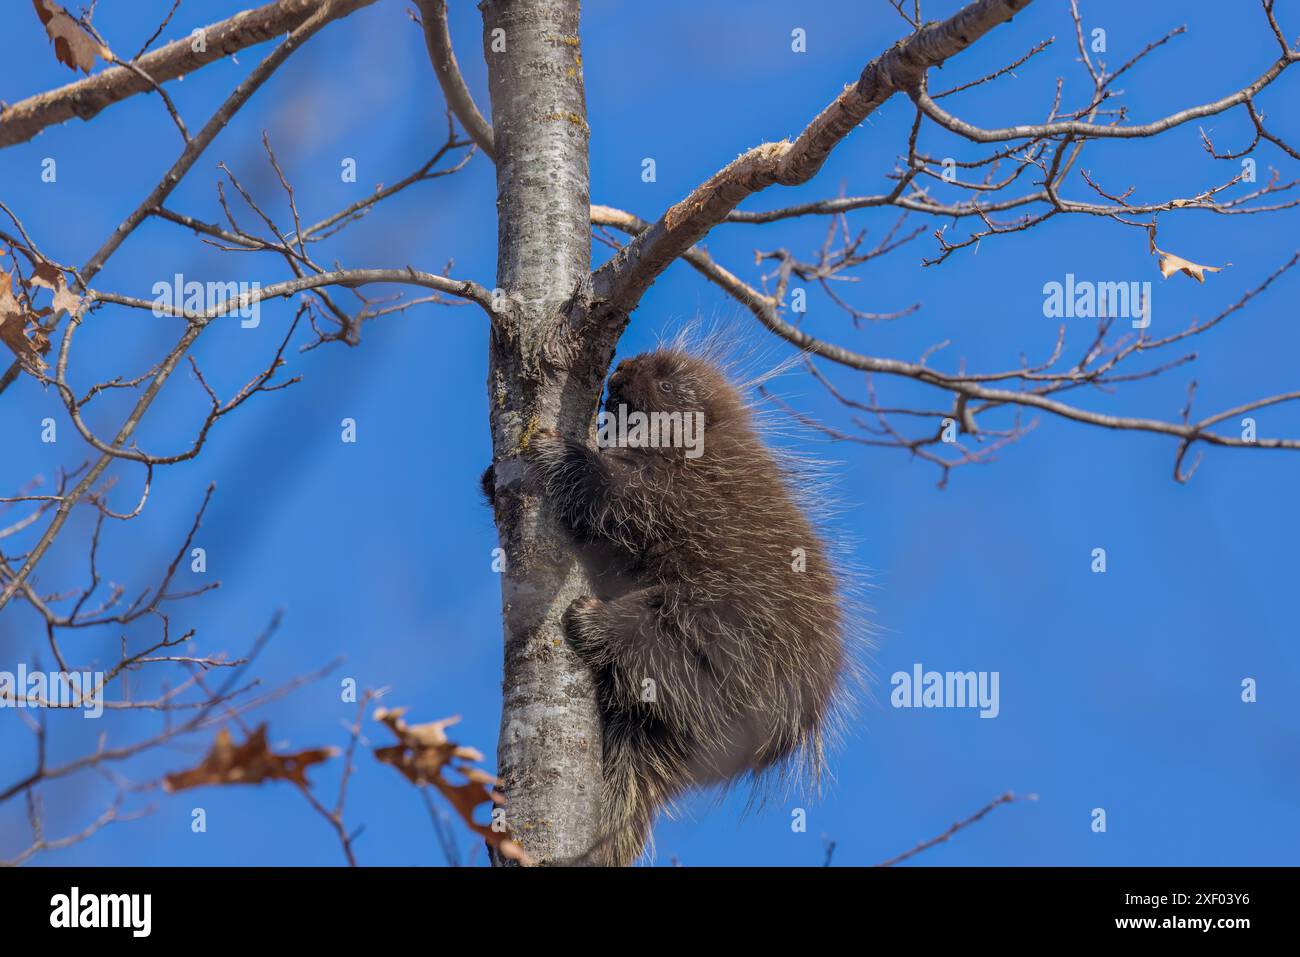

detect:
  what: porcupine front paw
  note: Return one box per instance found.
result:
[562,595,604,654]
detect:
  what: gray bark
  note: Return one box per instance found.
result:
[481,0,616,865]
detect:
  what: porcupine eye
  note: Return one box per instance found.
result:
[658,380,674,393]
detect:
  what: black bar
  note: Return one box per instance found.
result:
[0,866,1284,941]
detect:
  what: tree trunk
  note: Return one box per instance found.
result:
[482,0,615,865]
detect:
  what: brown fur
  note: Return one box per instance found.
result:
[526,345,852,866]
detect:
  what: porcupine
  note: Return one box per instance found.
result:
[519,341,855,866]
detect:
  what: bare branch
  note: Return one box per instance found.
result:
[0,0,380,149]
[875,792,1038,867]
[414,0,495,158]
[912,52,1297,142]
[590,0,1035,316]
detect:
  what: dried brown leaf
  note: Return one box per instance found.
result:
[373,707,532,865]
[163,724,337,792]
[30,261,83,316]
[1147,225,1228,283]
[32,0,110,74]
[0,269,49,373]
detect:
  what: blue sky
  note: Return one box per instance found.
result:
[1,0,1297,866]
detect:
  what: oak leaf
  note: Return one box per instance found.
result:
[29,261,83,317]
[373,707,532,865]
[32,0,110,74]
[163,724,337,792]
[0,267,50,373]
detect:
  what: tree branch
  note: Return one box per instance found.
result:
[875,792,1037,867]
[591,208,1300,485]
[90,268,492,322]
[913,50,1298,142]
[0,0,380,150]
[414,0,494,158]
[590,0,1035,316]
